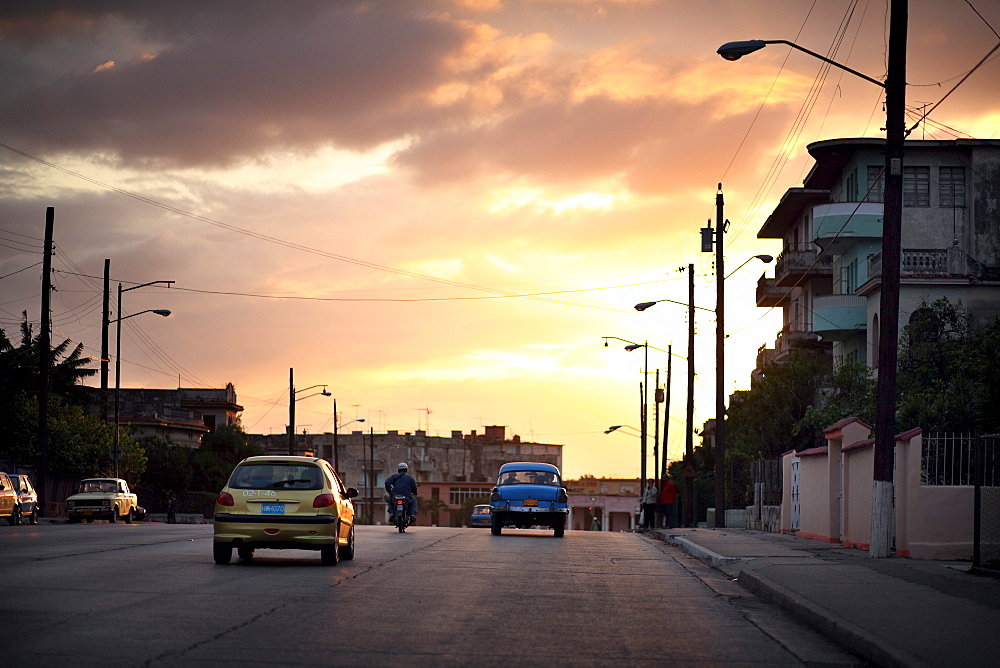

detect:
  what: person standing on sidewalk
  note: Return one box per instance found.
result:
[657,478,677,529]
[641,479,658,529]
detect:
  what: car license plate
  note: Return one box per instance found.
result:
[524,499,537,507]
[83,510,93,515]
[261,503,285,515]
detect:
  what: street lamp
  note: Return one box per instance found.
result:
[332,397,365,473]
[113,278,174,478]
[287,367,330,455]
[726,254,773,280]
[719,1,906,556]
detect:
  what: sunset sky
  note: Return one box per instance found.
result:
[2,1,998,478]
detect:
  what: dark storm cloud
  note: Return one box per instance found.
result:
[0,1,471,166]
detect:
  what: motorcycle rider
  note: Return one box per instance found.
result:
[384,462,419,525]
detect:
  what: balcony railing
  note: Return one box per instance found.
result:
[775,244,833,287]
[756,275,789,307]
[866,247,995,280]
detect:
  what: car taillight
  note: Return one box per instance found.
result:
[313,494,336,508]
[217,492,234,507]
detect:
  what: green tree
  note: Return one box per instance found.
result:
[795,360,876,434]
[191,423,262,493]
[896,299,999,433]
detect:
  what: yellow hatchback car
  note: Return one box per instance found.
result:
[213,456,358,565]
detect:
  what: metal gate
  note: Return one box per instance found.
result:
[790,457,800,532]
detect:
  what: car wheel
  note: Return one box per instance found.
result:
[321,541,339,566]
[491,515,502,536]
[554,522,565,538]
[213,542,232,565]
[68,516,80,524]
[237,546,254,560]
[340,526,356,561]
[109,506,118,523]
[124,508,134,524]
[86,518,93,523]
[10,506,21,525]
[28,506,38,525]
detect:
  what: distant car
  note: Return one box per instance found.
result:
[65,478,140,523]
[490,462,569,537]
[213,455,359,565]
[0,472,19,525]
[470,504,491,527]
[8,474,38,525]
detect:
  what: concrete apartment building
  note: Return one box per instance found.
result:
[755,137,1000,373]
[112,383,243,447]
[249,424,564,525]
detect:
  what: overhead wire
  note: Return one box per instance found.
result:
[0,141,627,314]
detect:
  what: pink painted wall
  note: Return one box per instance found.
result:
[841,444,874,550]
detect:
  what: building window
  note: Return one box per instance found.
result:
[939,166,966,207]
[845,168,859,202]
[449,487,489,506]
[903,166,930,206]
[866,165,885,202]
[867,165,930,206]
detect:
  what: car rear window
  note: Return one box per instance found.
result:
[497,470,561,486]
[229,463,323,490]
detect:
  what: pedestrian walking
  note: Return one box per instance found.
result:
[641,479,658,530]
[167,492,178,524]
[657,478,677,529]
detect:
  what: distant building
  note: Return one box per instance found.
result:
[565,476,641,532]
[112,383,242,447]
[248,424,563,524]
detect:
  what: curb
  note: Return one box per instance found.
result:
[738,567,929,668]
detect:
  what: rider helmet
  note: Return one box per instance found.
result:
[398,462,408,472]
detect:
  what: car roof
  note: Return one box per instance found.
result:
[81,477,125,482]
[497,462,560,474]
[238,455,325,465]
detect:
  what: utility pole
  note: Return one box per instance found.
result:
[288,367,296,455]
[653,367,661,486]
[684,263,695,527]
[714,184,727,528]
[333,398,340,472]
[38,207,54,517]
[101,259,110,393]
[369,427,375,525]
[662,344,672,483]
[871,0,907,558]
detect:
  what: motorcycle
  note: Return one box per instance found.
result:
[391,494,409,533]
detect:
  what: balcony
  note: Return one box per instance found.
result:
[864,246,1000,286]
[756,275,789,307]
[812,295,867,340]
[775,244,833,288]
[774,322,830,361]
[812,202,883,253]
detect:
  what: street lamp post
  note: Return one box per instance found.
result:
[604,337,672,487]
[718,0,906,556]
[332,398,365,474]
[287,367,330,455]
[113,279,174,478]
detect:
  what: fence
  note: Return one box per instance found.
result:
[974,435,1000,570]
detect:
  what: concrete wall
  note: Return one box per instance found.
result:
[782,425,979,560]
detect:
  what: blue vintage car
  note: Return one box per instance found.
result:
[470,504,491,527]
[489,462,568,537]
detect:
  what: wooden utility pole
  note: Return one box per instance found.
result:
[101,259,110,393]
[288,367,296,455]
[662,344,672,483]
[37,207,54,516]
[714,184,727,528]
[684,263,695,527]
[871,0,907,558]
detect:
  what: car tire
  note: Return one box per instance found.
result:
[554,521,565,538]
[86,518,93,523]
[213,542,232,565]
[109,506,118,523]
[340,526,356,561]
[10,506,21,525]
[68,516,80,524]
[125,508,134,524]
[491,515,502,536]
[237,546,254,560]
[28,506,38,525]
[321,541,339,566]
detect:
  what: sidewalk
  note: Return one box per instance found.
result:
[650,527,1000,667]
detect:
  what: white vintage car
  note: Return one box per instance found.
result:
[66,478,141,523]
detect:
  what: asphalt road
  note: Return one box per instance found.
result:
[3,523,858,666]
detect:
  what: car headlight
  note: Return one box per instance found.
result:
[67,501,75,507]
[102,500,110,506]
